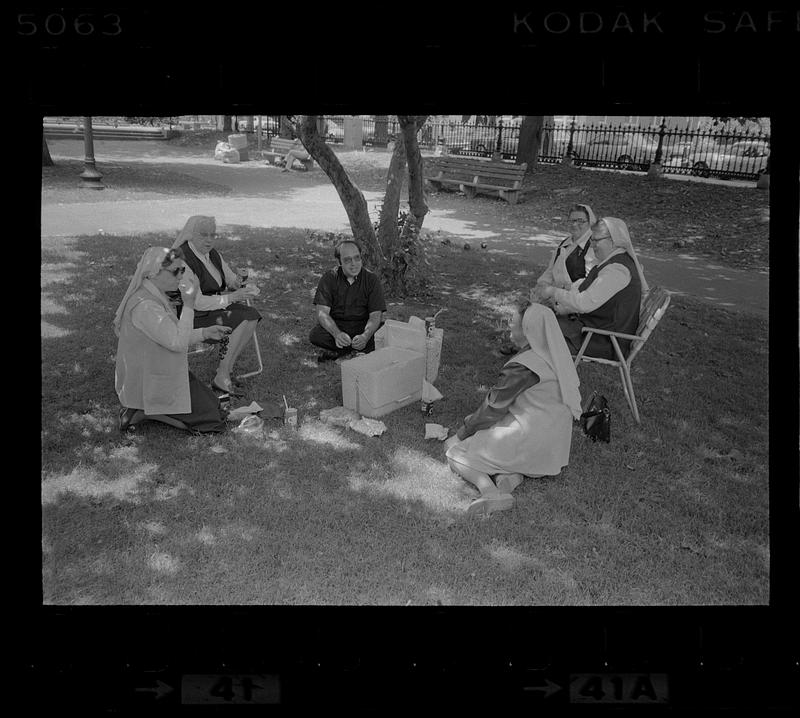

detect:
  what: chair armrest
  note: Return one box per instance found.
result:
[580,327,642,342]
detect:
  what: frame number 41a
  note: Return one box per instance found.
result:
[570,674,669,704]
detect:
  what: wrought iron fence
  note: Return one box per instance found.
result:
[255,116,771,181]
[424,118,769,181]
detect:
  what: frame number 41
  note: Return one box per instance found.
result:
[181,675,280,704]
[570,674,669,704]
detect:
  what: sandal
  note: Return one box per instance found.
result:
[494,473,524,493]
[466,492,514,516]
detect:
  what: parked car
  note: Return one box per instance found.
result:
[561,132,690,170]
[686,139,769,178]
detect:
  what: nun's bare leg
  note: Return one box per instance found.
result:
[447,457,498,496]
[448,457,515,515]
[214,320,257,387]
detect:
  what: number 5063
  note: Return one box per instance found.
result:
[16,12,121,36]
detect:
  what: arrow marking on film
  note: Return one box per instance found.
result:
[135,680,174,699]
[523,678,562,698]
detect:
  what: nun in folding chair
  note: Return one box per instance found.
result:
[172,215,261,396]
[443,301,583,516]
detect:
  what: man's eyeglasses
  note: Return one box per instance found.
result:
[569,218,588,224]
[341,256,362,265]
[198,232,218,239]
[166,266,186,277]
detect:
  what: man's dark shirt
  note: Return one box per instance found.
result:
[313,267,386,328]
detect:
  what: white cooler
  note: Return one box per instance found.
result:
[341,347,426,418]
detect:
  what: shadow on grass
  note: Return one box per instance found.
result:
[41,226,770,606]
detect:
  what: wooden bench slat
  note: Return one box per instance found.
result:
[423,157,528,204]
[426,169,526,178]
[431,167,525,177]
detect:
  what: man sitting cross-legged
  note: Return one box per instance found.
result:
[309,239,386,362]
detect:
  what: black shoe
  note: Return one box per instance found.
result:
[119,407,138,432]
[317,349,343,363]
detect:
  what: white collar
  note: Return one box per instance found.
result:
[575,229,592,248]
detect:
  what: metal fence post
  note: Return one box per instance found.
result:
[495,117,504,159]
[653,117,667,165]
[566,117,576,160]
[645,117,668,178]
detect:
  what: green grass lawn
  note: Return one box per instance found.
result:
[41,226,769,605]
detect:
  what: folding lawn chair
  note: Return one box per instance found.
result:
[573,286,671,424]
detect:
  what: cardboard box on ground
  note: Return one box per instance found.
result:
[341,317,444,419]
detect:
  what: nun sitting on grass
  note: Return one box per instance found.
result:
[114,246,231,434]
[444,301,582,516]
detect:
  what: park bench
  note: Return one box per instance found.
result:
[573,286,671,424]
[263,138,314,171]
[424,156,528,204]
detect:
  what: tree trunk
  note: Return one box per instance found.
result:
[297,114,431,297]
[297,116,384,270]
[223,115,233,132]
[400,115,429,228]
[516,115,545,169]
[42,135,54,167]
[376,134,407,258]
[376,116,429,293]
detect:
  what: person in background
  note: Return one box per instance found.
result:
[114,246,231,434]
[538,217,648,360]
[172,215,261,395]
[309,239,386,362]
[280,137,312,172]
[444,301,582,516]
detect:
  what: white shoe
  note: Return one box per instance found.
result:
[467,492,514,516]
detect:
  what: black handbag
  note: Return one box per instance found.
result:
[580,391,611,443]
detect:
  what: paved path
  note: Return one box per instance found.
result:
[43,139,768,317]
